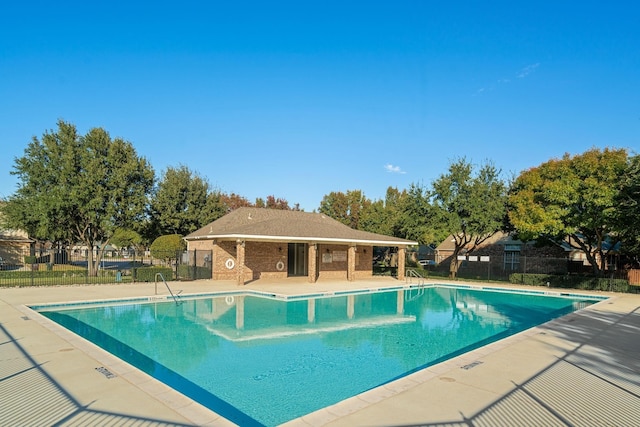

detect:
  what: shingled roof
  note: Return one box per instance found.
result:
[185,207,417,246]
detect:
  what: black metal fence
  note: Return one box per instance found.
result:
[406,255,634,292]
[410,255,626,280]
[0,248,212,287]
[447,256,570,281]
[373,256,585,280]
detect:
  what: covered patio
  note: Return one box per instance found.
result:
[185,207,417,285]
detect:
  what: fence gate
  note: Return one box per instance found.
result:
[176,250,213,280]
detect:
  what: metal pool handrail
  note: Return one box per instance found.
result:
[154,273,182,304]
[405,268,425,285]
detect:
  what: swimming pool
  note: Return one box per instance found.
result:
[35,285,600,426]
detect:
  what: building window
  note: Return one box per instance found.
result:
[503,243,521,271]
[504,251,520,270]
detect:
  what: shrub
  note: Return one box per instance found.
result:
[0,270,88,279]
[134,267,173,282]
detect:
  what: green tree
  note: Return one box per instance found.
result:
[149,165,224,237]
[254,195,299,210]
[615,154,640,264]
[395,183,440,245]
[432,158,508,278]
[110,228,143,251]
[359,198,390,235]
[150,234,186,264]
[3,120,154,276]
[359,187,405,237]
[319,190,370,229]
[508,148,628,275]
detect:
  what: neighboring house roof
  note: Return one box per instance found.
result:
[436,231,522,253]
[185,207,418,246]
[560,234,622,253]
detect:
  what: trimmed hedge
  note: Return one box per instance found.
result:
[0,270,88,279]
[509,273,631,293]
[134,267,173,282]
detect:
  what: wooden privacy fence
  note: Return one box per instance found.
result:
[628,269,640,286]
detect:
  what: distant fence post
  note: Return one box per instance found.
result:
[192,249,197,280]
[132,250,136,283]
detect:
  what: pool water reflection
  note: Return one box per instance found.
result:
[38,286,596,426]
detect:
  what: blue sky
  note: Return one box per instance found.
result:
[1,1,638,211]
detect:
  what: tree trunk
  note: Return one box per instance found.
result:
[91,245,108,277]
[85,240,105,277]
[587,251,604,277]
[449,247,461,278]
[87,245,97,277]
[581,243,604,277]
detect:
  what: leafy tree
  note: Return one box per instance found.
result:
[614,153,640,265]
[359,198,391,235]
[3,120,154,276]
[254,195,299,210]
[110,228,143,251]
[319,190,370,229]
[508,148,628,276]
[431,158,508,278]
[359,187,405,237]
[320,186,439,245]
[203,191,235,221]
[395,183,439,245]
[219,192,252,211]
[149,165,223,237]
[150,234,186,264]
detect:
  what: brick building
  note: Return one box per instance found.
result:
[185,207,417,285]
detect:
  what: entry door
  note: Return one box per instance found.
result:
[287,243,308,276]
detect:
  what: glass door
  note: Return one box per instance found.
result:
[287,243,308,276]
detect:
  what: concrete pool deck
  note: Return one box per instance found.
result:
[1,278,639,426]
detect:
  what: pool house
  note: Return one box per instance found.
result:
[185,207,417,285]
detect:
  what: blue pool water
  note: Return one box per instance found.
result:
[37,286,598,426]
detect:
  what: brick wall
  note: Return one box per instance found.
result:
[188,239,374,281]
[317,244,373,280]
[245,242,287,280]
[201,241,287,281]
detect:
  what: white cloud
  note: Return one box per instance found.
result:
[474,63,539,95]
[384,164,406,174]
[474,86,494,96]
[517,63,540,78]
